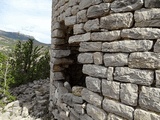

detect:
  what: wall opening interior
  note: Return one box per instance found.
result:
[64,26,86,87]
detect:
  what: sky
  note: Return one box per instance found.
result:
[0,0,52,44]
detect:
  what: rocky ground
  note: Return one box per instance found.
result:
[0,79,50,120]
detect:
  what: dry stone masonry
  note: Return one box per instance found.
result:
[50,0,160,119]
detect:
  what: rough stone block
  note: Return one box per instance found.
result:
[139,86,160,113]
[78,53,93,64]
[134,109,160,120]
[100,12,133,30]
[107,67,113,81]
[103,98,134,119]
[79,0,102,9]
[102,40,153,52]
[93,52,103,65]
[77,10,88,23]
[129,52,160,69]
[114,67,154,85]
[91,31,121,41]
[87,104,107,120]
[69,33,91,44]
[73,23,85,35]
[52,29,64,38]
[80,114,93,120]
[65,16,77,26]
[51,38,66,45]
[120,83,138,106]
[51,50,71,58]
[104,53,128,66]
[81,88,103,107]
[65,7,72,17]
[71,5,79,15]
[102,79,120,100]
[72,86,84,97]
[121,28,160,39]
[79,42,102,52]
[145,0,160,8]
[83,64,107,78]
[51,58,73,65]
[74,104,85,114]
[50,72,65,80]
[156,70,160,87]
[135,8,160,27]
[87,3,110,18]
[84,19,99,32]
[86,76,101,93]
[108,113,127,120]
[154,39,160,52]
[111,0,143,12]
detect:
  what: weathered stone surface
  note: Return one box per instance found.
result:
[107,67,113,81]
[111,0,143,12]
[69,33,91,44]
[114,67,154,85]
[81,88,103,107]
[102,40,153,52]
[83,64,107,78]
[156,70,160,87]
[72,95,83,104]
[145,0,160,8]
[103,98,134,119]
[51,58,73,65]
[71,5,79,15]
[120,83,138,106]
[73,23,85,35]
[86,76,101,93]
[103,0,113,3]
[78,53,93,63]
[72,86,84,97]
[93,52,103,65]
[84,19,99,32]
[134,109,160,120]
[135,8,160,27]
[79,42,102,52]
[80,114,93,120]
[129,52,160,69]
[74,104,85,114]
[104,53,128,66]
[100,12,133,30]
[52,22,64,30]
[79,0,102,9]
[65,7,72,17]
[51,38,66,45]
[121,28,160,39]
[139,86,160,112]
[61,93,73,106]
[77,10,88,23]
[87,3,110,18]
[50,72,65,80]
[108,113,127,120]
[52,29,64,38]
[91,31,121,41]
[65,16,77,26]
[154,39,160,52]
[102,80,120,100]
[51,50,71,58]
[87,104,107,120]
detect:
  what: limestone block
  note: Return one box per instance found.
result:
[84,19,99,32]
[93,52,103,65]
[156,70,160,87]
[87,104,107,120]
[121,28,160,39]
[52,22,64,30]
[72,95,83,104]
[83,64,107,78]
[139,86,160,112]
[102,79,120,100]
[100,12,133,30]
[61,93,73,106]
[78,53,93,64]
[91,30,121,41]
[77,10,88,23]
[134,109,160,120]
[73,23,85,35]
[68,0,78,7]
[104,53,128,66]
[65,7,72,17]
[102,40,153,52]
[79,42,102,52]
[69,33,91,44]
[120,83,138,106]
[107,67,114,81]
[51,50,71,58]
[111,0,143,12]
[154,39,160,52]
[114,67,154,85]
[81,88,103,107]
[87,3,110,18]
[71,5,79,15]
[50,72,65,80]
[51,58,73,65]
[145,0,160,8]
[103,98,134,119]
[80,114,93,120]
[79,0,102,9]
[65,16,77,26]
[86,76,101,93]
[52,29,64,38]
[129,52,160,69]
[74,104,85,114]
[72,86,84,96]
[135,8,160,27]
[108,113,127,120]
[51,38,66,45]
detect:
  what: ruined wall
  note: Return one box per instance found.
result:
[50,0,160,119]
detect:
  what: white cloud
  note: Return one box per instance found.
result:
[0,0,51,44]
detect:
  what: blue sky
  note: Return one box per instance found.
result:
[0,0,52,44]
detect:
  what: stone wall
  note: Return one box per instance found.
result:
[50,0,160,119]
